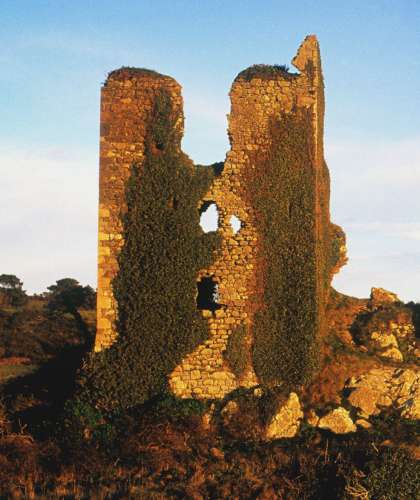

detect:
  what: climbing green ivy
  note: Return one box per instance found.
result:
[78,90,220,411]
[224,325,248,378]
[243,108,332,387]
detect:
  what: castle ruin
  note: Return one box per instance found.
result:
[94,35,345,404]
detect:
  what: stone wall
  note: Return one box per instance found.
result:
[96,69,182,350]
[170,35,331,398]
[96,36,336,399]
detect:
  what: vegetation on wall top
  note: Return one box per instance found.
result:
[106,67,172,83]
[235,64,297,82]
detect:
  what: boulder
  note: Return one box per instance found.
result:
[346,367,420,420]
[370,287,400,307]
[318,407,356,434]
[265,392,303,439]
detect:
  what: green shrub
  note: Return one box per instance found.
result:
[62,400,111,445]
[79,90,220,411]
[153,395,207,421]
[235,64,295,82]
[351,304,413,349]
[360,448,420,499]
[0,274,28,307]
[0,309,91,364]
[106,66,164,81]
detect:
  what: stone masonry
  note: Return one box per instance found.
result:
[96,36,333,399]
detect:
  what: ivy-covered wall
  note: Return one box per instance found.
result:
[92,36,346,408]
[86,85,220,410]
[96,68,185,350]
[243,110,320,387]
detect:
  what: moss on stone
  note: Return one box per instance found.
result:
[106,67,168,81]
[235,64,297,82]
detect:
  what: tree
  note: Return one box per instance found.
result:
[46,278,96,314]
[0,274,28,307]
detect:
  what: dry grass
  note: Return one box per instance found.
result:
[0,393,418,498]
[0,364,38,384]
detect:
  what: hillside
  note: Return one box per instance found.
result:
[0,288,418,498]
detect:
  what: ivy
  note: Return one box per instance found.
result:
[243,108,333,387]
[224,325,248,378]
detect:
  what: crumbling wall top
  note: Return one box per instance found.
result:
[291,34,320,72]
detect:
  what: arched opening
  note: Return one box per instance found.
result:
[197,276,222,311]
[199,201,219,232]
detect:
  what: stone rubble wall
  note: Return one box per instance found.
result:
[169,35,330,398]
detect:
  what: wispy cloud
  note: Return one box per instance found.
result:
[12,31,146,64]
[0,142,98,293]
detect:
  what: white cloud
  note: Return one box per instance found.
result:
[327,136,420,302]
[0,142,98,294]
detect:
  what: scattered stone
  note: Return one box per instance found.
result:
[253,387,263,398]
[220,400,239,423]
[265,392,303,439]
[352,298,416,361]
[370,331,398,349]
[370,331,403,361]
[356,418,371,429]
[347,367,395,417]
[381,346,404,362]
[318,407,356,434]
[346,367,420,420]
[400,397,420,420]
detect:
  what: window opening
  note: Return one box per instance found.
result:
[199,201,219,232]
[197,276,222,311]
[230,215,242,234]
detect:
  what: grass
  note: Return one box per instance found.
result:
[0,399,418,498]
[235,64,297,82]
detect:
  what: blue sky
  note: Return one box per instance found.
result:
[1,1,419,301]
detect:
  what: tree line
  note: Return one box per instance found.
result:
[0,274,96,312]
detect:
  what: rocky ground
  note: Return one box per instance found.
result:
[0,287,418,498]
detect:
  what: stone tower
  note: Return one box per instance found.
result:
[95,36,342,400]
[96,69,183,351]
